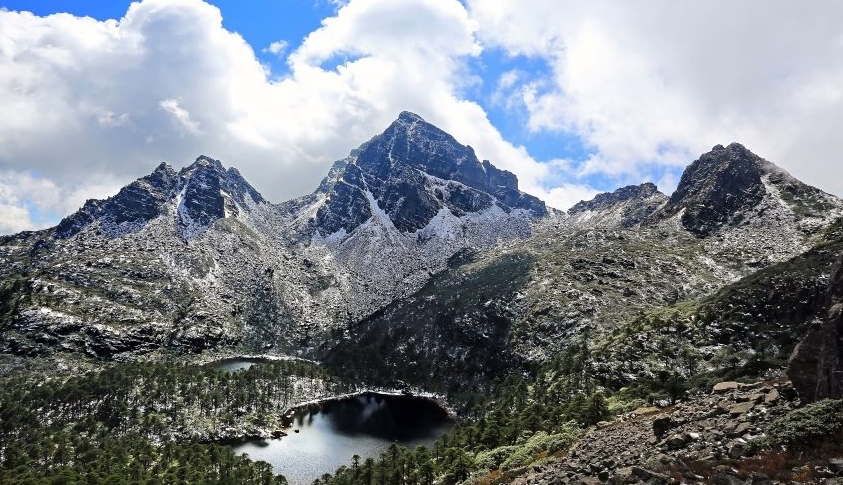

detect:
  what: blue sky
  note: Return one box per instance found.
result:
[1,0,595,163]
[1,0,841,234]
[0,1,335,74]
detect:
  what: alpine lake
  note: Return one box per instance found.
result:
[210,358,454,485]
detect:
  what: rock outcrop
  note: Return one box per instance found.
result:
[654,143,841,239]
[661,143,771,237]
[788,253,843,401]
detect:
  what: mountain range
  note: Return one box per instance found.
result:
[2,111,843,484]
[0,113,548,360]
[2,113,842,379]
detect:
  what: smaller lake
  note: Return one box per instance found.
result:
[227,393,454,485]
[210,357,267,372]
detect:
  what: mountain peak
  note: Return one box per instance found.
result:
[313,113,547,235]
[570,182,663,213]
[191,155,224,170]
[153,161,174,173]
[55,156,264,240]
[397,111,425,123]
[660,143,779,236]
[569,182,667,228]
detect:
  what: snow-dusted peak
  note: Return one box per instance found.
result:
[54,155,265,241]
[309,112,546,236]
[655,143,821,237]
[192,155,225,170]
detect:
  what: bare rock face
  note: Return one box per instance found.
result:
[55,162,180,239]
[659,143,772,237]
[313,111,546,235]
[55,155,266,241]
[788,253,843,401]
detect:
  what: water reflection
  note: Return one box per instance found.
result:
[227,393,453,485]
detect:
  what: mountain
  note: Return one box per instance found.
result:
[311,111,545,236]
[55,156,266,240]
[277,111,547,320]
[656,142,839,237]
[321,144,843,391]
[0,113,546,359]
[1,118,842,384]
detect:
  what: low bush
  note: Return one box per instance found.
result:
[763,399,843,448]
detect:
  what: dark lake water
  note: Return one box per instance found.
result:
[226,393,454,485]
[210,357,267,372]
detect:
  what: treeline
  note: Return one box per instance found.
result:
[2,360,355,441]
[1,433,284,485]
[0,359,353,484]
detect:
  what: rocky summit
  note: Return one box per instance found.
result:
[312,111,546,235]
[55,156,266,241]
[2,113,843,485]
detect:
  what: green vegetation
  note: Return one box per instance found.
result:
[593,236,843,391]
[322,250,536,393]
[763,399,843,448]
[1,435,284,485]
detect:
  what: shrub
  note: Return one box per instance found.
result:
[474,445,518,470]
[764,399,843,448]
[499,430,578,470]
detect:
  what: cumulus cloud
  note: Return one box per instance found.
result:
[263,40,288,56]
[159,99,201,134]
[0,170,121,234]
[0,0,567,233]
[467,0,843,196]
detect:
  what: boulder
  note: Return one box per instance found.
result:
[653,416,674,437]
[631,466,669,485]
[712,473,745,485]
[728,401,755,416]
[713,381,740,393]
[665,433,689,450]
[727,439,747,459]
[763,389,780,404]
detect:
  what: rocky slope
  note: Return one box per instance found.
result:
[278,111,547,319]
[568,182,667,229]
[502,375,843,485]
[788,250,843,402]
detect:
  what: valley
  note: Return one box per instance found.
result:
[1,114,842,484]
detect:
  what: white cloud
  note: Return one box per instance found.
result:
[0,170,121,234]
[467,0,843,197]
[0,0,568,234]
[159,98,201,134]
[533,183,600,212]
[263,40,288,56]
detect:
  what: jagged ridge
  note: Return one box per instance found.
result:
[56,156,266,241]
